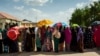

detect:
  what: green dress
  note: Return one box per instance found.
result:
[54,36,59,52]
[36,34,41,48]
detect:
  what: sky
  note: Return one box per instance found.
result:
[0,0,99,25]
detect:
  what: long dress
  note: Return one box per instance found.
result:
[36,33,41,51]
[77,28,84,52]
[59,31,65,51]
[9,39,18,53]
[23,28,27,51]
[64,27,72,51]
[42,38,51,52]
[53,30,61,52]
[25,32,33,52]
[2,29,9,53]
[84,28,94,49]
[54,37,59,52]
[40,27,46,45]
[44,31,52,51]
[70,28,78,51]
[29,27,35,51]
[93,25,100,48]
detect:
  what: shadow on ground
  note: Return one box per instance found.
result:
[0,48,100,56]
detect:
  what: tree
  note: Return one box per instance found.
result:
[70,0,100,26]
[70,9,82,25]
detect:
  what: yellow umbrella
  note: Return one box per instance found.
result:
[37,24,42,27]
[37,22,44,27]
[37,19,53,27]
[41,19,53,25]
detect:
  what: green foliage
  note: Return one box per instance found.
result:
[70,1,100,26]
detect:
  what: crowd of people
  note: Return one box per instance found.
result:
[0,23,99,54]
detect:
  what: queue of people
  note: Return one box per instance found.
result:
[0,23,99,54]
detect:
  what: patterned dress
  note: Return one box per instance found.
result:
[84,28,93,48]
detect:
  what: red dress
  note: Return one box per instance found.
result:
[93,25,100,47]
[40,27,46,45]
